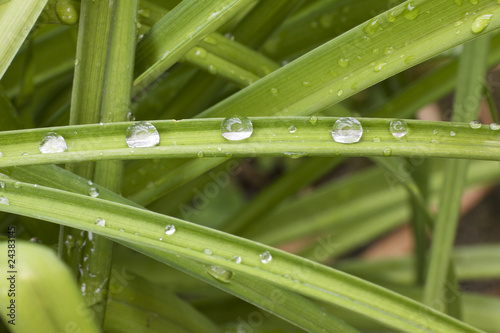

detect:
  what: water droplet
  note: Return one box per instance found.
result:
[270,87,279,96]
[288,125,296,133]
[405,55,415,64]
[364,18,380,35]
[471,14,493,34]
[127,112,135,121]
[373,137,381,143]
[260,251,272,264]
[490,123,500,130]
[337,89,344,96]
[332,117,363,144]
[450,131,456,137]
[208,65,217,74]
[197,151,204,158]
[164,224,176,235]
[0,182,4,189]
[302,81,311,87]
[383,147,392,156]
[204,35,217,45]
[373,62,387,72]
[309,116,318,125]
[194,47,207,59]
[384,46,395,55]
[469,120,481,129]
[94,218,106,227]
[14,182,21,189]
[56,0,79,25]
[403,2,420,20]
[388,10,399,22]
[390,120,408,138]
[431,139,439,144]
[119,229,124,232]
[338,58,350,67]
[39,132,68,154]
[125,122,160,148]
[74,59,79,66]
[221,116,253,141]
[284,152,308,159]
[88,187,99,198]
[230,255,242,264]
[205,265,232,283]
[204,248,212,255]
[0,196,9,205]
[319,13,334,28]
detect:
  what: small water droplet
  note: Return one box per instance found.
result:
[39,132,68,153]
[309,116,318,125]
[204,35,217,45]
[384,46,395,55]
[288,125,296,133]
[383,147,392,156]
[74,59,79,66]
[270,87,279,96]
[373,62,387,72]
[332,117,363,144]
[302,81,311,87]
[204,248,212,255]
[284,152,308,159]
[205,265,232,283]
[450,131,456,136]
[14,182,21,189]
[373,137,381,143]
[338,58,350,67]
[390,120,408,138]
[403,2,420,20]
[164,224,176,235]
[260,251,272,264]
[208,65,217,74]
[0,182,4,189]
[405,55,415,64]
[431,139,439,144]
[125,122,160,148]
[88,187,99,198]
[471,14,493,34]
[194,47,207,59]
[0,196,9,205]
[230,255,242,264]
[119,229,124,232]
[364,18,380,35]
[337,89,344,96]
[221,116,253,141]
[127,112,135,121]
[490,123,500,130]
[469,120,482,129]
[94,218,106,227]
[197,151,204,158]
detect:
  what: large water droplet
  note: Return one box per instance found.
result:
[205,265,233,283]
[94,218,106,227]
[88,187,99,198]
[221,116,253,141]
[125,122,160,148]
[164,224,176,235]
[469,120,481,129]
[260,251,272,264]
[56,0,79,25]
[0,196,9,205]
[490,123,500,130]
[390,120,408,138]
[39,132,68,153]
[331,117,363,144]
[471,14,493,34]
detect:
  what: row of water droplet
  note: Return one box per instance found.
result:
[17,118,500,158]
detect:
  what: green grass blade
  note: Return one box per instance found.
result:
[0,179,485,333]
[133,0,255,95]
[0,118,499,168]
[0,0,48,80]
[423,35,491,312]
[0,241,99,332]
[198,0,500,118]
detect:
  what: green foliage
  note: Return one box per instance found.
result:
[0,0,499,332]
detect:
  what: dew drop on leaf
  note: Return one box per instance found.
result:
[469,120,482,129]
[450,131,456,137]
[230,255,242,264]
[39,132,68,154]
[0,196,9,205]
[260,251,272,264]
[205,265,233,283]
[383,147,393,156]
[332,117,363,144]
[221,116,253,141]
[204,248,212,255]
[288,125,296,133]
[88,187,99,198]
[389,120,408,138]
[164,224,176,235]
[125,122,160,148]
[490,123,500,130]
[471,14,493,34]
[94,218,106,227]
